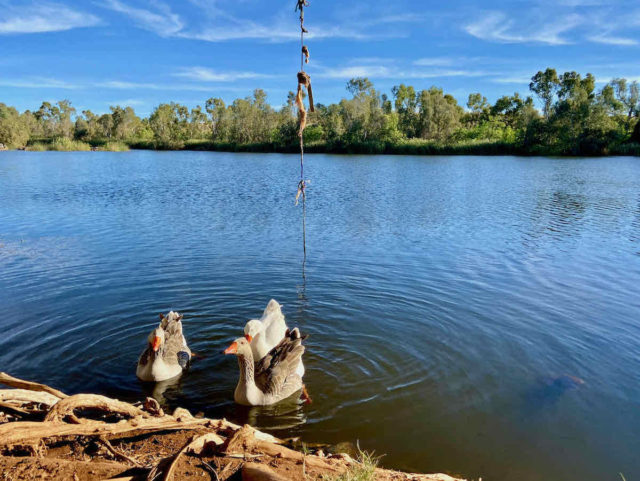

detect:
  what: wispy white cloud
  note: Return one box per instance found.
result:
[413,57,455,67]
[464,11,582,45]
[465,5,640,48]
[173,67,275,82]
[588,34,637,46]
[0,76,274,93]
[110,99,146,107]
[95,80,270,93]
[95,0,420,43]
[0,2,100,35]
[317,64,490,80]
[490,75,533,85]
[176,3,420,42]
[178,22,412,43]
[99,0,183,36]
[0,77,79,89]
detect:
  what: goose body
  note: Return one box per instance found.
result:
[136,311,190,382]
[225,329,307,406]
[244,300,305,377]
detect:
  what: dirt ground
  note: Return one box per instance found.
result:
[0,425,465,481]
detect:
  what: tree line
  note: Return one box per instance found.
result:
[1,68,639,155]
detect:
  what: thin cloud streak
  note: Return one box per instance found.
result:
[464,11,582,45]
[173,67,276,82]
[0,2,100,34]
[317,65,491,80]
[588,34,637,46]
[1,77,277,93]
[99,0,183,36]
[0,77,80,89]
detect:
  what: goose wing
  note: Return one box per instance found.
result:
[255,329,306,396]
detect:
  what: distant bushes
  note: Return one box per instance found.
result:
[50,138,91,151]
[95,141,129,152]
[2,68,639,157]
[24,138,129,152]
[26,143,47,151]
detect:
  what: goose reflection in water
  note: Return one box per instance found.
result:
[139,375,184,409]
[230,393,308,432]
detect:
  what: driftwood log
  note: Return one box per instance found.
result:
[44,394,146,422]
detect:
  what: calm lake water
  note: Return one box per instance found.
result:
[0,151,639,480]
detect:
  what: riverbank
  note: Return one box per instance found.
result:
[6,137,639,156]
[128,138,640,157]
[0,372,466,481]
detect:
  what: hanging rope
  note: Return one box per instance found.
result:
[295,0,313,207]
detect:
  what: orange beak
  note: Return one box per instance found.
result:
[245,334,252,343]
[224,341,238,355]
[151,336,162,352]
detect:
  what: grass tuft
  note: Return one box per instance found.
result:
[49,138,91,151]
[325,448,380,481]
[96,141,130,152]
[26,143,47,151]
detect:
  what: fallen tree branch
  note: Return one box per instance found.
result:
[45,394,147,423]
[0,416,213,447]
[0,401,31,415]
[0,389,61,407]
[253,440,341,472]
[0,372,67,399]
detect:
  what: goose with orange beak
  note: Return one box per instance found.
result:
[224,328,308,406]
[136,311,191,382]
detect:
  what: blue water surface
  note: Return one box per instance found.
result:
[0,151,638,481]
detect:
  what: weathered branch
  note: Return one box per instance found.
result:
[0,372,67,399]
[0,415,213,447]
[44,394,146,423]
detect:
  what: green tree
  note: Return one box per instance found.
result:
[391,84,417,137]
[110,106,141,140]
[56,100,76,138]
[491,93,537,131]
[530,68,559,118]
[149,103,189,146]
[416,87,462,141]
[0,103,30,148]
[610,78,639,121]
[466,93,490,127]
[205,97,228,140]
[189,105,209,139]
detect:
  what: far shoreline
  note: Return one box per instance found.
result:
[2,139,639,157]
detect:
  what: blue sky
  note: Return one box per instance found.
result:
[1,0,639,115]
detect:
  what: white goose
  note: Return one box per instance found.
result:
[243,299,305,377]
[136,311,191,382]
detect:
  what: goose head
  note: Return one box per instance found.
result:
[223,335,253,357]
[148,327,165,353]
[243,320,263,341]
